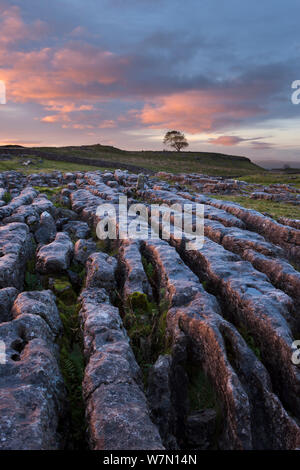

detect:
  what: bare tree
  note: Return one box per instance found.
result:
[163,130,189,152]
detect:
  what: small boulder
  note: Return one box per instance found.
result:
[0,287,18,323]
[11,290,62,339]
[85,252,117,292]
[36,232,73,274]
[63,220,90,240]
[35,211,57,245]
[74,239,97,264]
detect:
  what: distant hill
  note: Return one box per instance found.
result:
[0,143,264,176]
[0,144,25,148]
[257,160,300,170]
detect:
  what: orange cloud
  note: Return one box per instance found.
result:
[207,135,273,148]
[98,120,117,128]
[0,3,272,139]
[0,4,47,45]
[137,90,265,134]
[1,43,128,104]
[208,136,245,146]
[41,114,71,123]
[0,5,128,115]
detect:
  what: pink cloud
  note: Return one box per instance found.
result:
[0,3,276,141]
[41,114,70,123]
[0,4,48,45]
[208,135,273,148]
[1,42,128,104]
[250,141,273,150]
[137,90,265,134]
[208,136,246,146]
[98,120,117,129]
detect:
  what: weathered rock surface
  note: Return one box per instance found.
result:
[0,295,65,450]
[74,238,97,264]
[62,220,90,240]
[0,187,37,220]
[36,232,73,273]
[168,292,300,450]
[85,252,117,292]
[0,287,18,323]
[203,218,284,258]
[70,189,104,225]
[172,236,300,419]
[206,198,300,263]
[11,290,62,338]
[0,166,299,450]
[278,216,300,230]
[79,288,164,450]
[147,355,178,449]
[243,249,300,303]
[142,238,201,307]
[0,222,34,290]
[186,410,217,449]
[119,239,152,299]
[35,211,57,245]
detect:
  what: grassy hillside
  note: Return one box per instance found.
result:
[210,195,300,220]
[0,156,114,174]
[1,144,262,176]
[42,144,263,175]
[237,171,300,188]
[1,146,298,220]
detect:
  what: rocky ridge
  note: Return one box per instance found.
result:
[0,168,299,450]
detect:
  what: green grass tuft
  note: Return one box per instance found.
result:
[24,257,42,291]
[3,192,12,204]
[124,288,172,386]
[58,299,86,448]
[238,325,261,360]
[186,365,217,411]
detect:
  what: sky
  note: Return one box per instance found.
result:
[0,0,300,165]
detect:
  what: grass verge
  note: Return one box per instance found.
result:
[209,195,300,220]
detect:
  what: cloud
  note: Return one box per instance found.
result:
[208,136,247,146]
[208,135,274,148]
[136,87,267,134]
[0,4,48,45]
[249,141,274,150]
[0,1,297,154]
[0,138,42,145]
[98,120,117,129]
[1,42,129,104]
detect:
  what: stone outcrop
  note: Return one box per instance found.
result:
[11,290,62,338]
[0,291,65,450]
[0,166,299,450]
[0,222,34,290]
[172,236,300,420]
[0,287,18,323]
[74,238,97,264]
[85,252,117,293]
[79,288,164,450]
[119,239,152,300]
[35,211,57,245]
[36,232,73,274]
[0,187,37,220]
[206,198,300,263]
[243,249,300,303]
[62,221,90,240]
